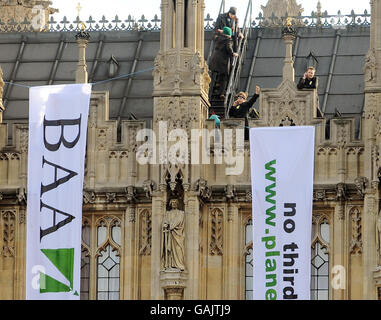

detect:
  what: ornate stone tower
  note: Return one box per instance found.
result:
[261,0,303,19]
[151,0,211,300]
[363,0,381,300]
[0,0,58,31]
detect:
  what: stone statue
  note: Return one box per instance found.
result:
[364,49,376,83]
[377,210,381,266]
[161,198,185,271]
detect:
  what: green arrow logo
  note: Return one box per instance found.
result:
[40,248,74,293]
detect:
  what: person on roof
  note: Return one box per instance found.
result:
[209,26,239,100]
[215,6,244,52]
[228,85,261,140]
[297,66,318,90]
[209,109,221,128]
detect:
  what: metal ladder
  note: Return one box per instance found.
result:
[206,0,253,119]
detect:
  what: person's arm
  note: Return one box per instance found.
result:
[245,94,259,109]
[215,14,224,34]
[228,105,235,118]
[226,39,235,57]
[297,77,305,89]
[314,77,319,89]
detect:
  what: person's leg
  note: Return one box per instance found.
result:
[219,73,228,97]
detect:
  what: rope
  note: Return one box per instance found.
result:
[2,67,155,89]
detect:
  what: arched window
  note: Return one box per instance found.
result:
[244,219,253,300]
[96,219,121,300]
[81,219,91,300]
[311,216,330,300]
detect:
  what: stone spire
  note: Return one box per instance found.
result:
[261,0,303,19]
[0,0,58,31]
[364,0,381,91]
[75,31,90,84]
[281,17,297,82]
[75,4,90,84]
[362,0,381,300]
[153,0,210,99]
[0,67,4,123]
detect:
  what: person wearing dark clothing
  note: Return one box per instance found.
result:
[297,66,323,117]
[215,7,243,52]
[297,67,318,89]
[209,27,238,99]
[228,86,261,140]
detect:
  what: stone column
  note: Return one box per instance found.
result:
[363,189,378,299]
[223,202,240,299]
[75,31,90,84]
[183,191,200,299]
[0,66,4,123]
[281,19,296,82]
[332,202,345,300]
[124,203,137,299]
[150,188,167,299]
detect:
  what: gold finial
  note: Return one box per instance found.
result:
[76,2,86,31]
[286,17,292,27]
[76,2,82,17]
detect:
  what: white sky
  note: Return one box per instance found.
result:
[51,0,371,22]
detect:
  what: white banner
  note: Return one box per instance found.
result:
[250,126,315,300]
[26,84,91,300]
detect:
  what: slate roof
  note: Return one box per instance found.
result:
[0,20,370,137]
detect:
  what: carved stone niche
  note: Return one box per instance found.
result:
[153,50,210,98]
[354,177,368,197]
[194,178,211,201]
[143,180,156,199]
[256,80,322,128]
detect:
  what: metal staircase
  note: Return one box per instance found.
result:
[207,0,253,119]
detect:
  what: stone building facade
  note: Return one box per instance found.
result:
[0,0,381,300]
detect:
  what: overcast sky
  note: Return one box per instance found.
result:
[51,0,371,22]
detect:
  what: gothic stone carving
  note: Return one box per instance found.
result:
[210,209,223,256]
[125,186,136,203]
[127,205,136,223]
[153,51,210,96]
[194,178,211,201]
[336,183,347,201]
[364,48,377,84]
[314,189,326,201]
[261,0,304,21]
[139,210,152,256]
[0,0,58,28]
[160,199,185,271]
[225,184,236,202]
[350,208,362,255]
[83,191,96,204]
[106,192,116,203]
[354,177,368,197]
[143,180,156,199]
[17,188,26,204]
[1,210,16,257]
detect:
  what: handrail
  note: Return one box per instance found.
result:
[224,0,252,118]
